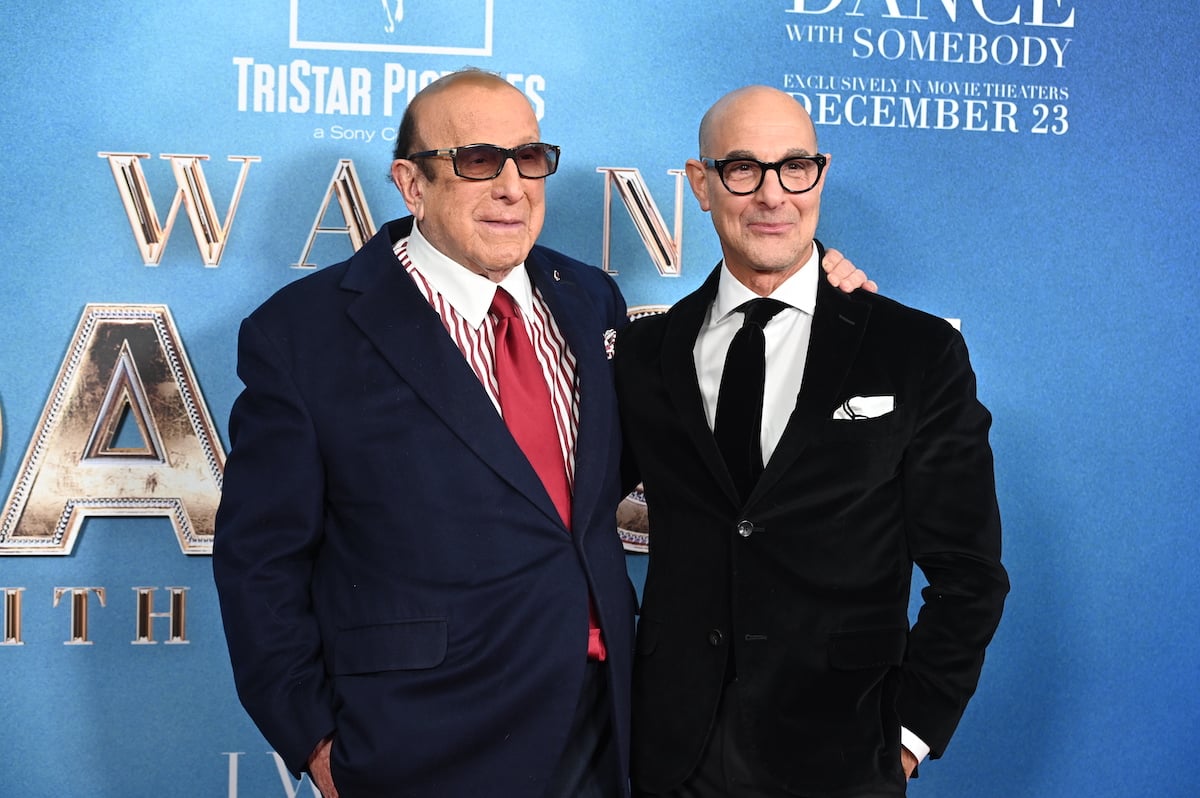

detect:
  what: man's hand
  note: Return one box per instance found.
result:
[308,736,339,798]
[901,745,919,781]
[822,247,878,293]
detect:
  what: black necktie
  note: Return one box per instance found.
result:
[714,298,789,501]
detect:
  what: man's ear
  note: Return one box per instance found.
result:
[391,159,424,218]
[684,158,712,212]
[815,152,832,193]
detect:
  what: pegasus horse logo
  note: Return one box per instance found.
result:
[381,0,404,32]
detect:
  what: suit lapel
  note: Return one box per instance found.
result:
[660,265,744,506]
[752,266,871,502]
[525,250,611,538]
[342,220,566,531]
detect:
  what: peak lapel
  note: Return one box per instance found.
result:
[525,252,612,538]
[343,225,567,531]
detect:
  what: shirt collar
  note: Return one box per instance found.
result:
[405,222,534,328]
[712,245,820,323]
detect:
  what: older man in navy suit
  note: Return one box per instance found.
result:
[213,69,638,798]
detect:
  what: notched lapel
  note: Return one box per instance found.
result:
[754,280,871,501]
[661,266,743,507]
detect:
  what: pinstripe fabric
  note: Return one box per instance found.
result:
[395,238,580,488]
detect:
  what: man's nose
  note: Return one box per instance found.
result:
[491,158,525,198]
[754,166,789,204]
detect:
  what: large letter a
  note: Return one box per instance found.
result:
[0,305,223,555]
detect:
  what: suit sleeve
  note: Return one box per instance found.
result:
[593,271,643,497]
[212,315,335,776]
[897,328,1009,757]
[614,320,649,497]
[598,263,630,334]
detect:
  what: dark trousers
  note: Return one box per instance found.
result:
[545,660,622,798]
[635,681,903,798]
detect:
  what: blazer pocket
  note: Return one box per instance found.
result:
[817,410,907,441]
[332,619,448,675]
[827,627,907,670]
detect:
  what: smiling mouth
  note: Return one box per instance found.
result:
[481,218,526,230]
[748,220,793,233]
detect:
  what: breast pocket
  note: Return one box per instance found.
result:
[332,619,447,675]
[804,409,908,488]
[818,403,909,441]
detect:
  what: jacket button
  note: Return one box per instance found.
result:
[708,629,724,646]
[736,520,754,538]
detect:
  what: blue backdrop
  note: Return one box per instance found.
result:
[2,2,1197,796]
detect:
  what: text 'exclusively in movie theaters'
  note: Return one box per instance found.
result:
[783,73,1068,134]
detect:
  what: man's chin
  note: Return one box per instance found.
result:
[746,255,808,275]
[745,241,814,272]
[473,250,530,279]
[480,235,535,261]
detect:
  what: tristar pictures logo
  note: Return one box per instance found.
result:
[290,0,494,55]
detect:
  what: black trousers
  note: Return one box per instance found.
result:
[544,660,622,798]
[635,681,903,798]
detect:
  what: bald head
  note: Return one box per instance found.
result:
[698,85,818,158]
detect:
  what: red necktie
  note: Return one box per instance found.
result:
[490,287,606,660]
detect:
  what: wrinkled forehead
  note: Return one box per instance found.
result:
[418,81,540,146]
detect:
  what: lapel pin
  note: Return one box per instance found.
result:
[553,270,561,281]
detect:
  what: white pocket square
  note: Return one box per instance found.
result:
[832,395,895,420]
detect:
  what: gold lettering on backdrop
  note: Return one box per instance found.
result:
[97,152,260,266]
[53,587,106,645]
[294,158,377,268]
[132,587,188,644]
[84,340,166,461]
[596,167,686,277]
[0,305,224,555]
[2,588,24,645]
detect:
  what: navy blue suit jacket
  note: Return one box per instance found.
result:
[214,217,635,798]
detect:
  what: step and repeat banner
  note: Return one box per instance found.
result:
[2,2,1197,796]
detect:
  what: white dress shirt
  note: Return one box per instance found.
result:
[693,248,819,464]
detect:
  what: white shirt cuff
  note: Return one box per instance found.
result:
[901,726,930,764]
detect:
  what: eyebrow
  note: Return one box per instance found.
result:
[721,148,815,160]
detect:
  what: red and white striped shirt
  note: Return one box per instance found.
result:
[394,227,580,489]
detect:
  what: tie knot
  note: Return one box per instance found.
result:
[490,287,521,320]
[736,298,789,330]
